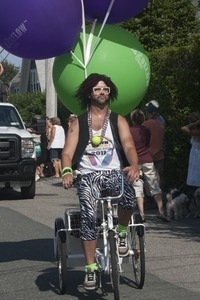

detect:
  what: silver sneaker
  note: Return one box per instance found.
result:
[118,232,129,257]
[84,268,97,291]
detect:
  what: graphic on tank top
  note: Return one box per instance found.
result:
[77,122,121,172]
[84,135,114,167]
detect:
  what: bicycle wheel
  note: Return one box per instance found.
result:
[108,230,120,300]
[54,218,67,294]
[129,226,145,289]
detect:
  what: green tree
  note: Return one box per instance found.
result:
[121,0,200,51]
[9,92,70,130]
[141,38,200,187]
[121,0,200,188]
[9,92,46,124]
[0,60,19,85]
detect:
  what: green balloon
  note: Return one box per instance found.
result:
[53,24,150,116]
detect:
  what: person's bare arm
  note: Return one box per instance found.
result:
[181,120,200,136]
[117,115,139,183]
[47,126,55,149]
[61,118,79,189]
[181,125,190,135]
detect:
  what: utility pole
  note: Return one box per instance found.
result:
[45,58,57,118]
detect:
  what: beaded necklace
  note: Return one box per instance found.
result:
[88,107,111,147]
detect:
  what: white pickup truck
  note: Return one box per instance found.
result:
[0,102,36,198]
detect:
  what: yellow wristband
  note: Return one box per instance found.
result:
[62,167,72,175]
[62,172,73,178]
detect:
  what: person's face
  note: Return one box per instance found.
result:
[90,81,110,106]
[46,119,52,127]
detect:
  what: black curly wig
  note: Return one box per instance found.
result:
[74,73,118,110]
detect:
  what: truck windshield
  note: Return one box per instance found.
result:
[0,106,24,129]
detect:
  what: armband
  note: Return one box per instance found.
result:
[62,167,73,177]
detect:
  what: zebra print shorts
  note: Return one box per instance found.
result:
[76,170,136,240]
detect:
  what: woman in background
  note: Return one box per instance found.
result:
[181,112,200,218]
[47,117,65,178]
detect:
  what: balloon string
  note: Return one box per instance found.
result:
[69,0,87,77]
[85,0,116,66]
[70,0,116,76]
[70,51,85,68]
[80,0,87,78]
[84,19,98,66]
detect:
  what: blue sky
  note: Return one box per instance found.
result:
[6,54,22,67]
[0,48,22,67]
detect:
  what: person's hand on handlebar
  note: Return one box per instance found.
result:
[122,165,140,184]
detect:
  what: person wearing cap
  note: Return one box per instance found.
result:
[130,109,169,222]
[145,100,166,127]
[143,101,165,191]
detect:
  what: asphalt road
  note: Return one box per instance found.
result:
[0,177,200,300]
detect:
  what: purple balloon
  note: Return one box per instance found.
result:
[84,0,150,24]
[0,0,82,59]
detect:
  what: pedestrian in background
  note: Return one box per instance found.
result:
[181,112,200,218]
[47,117,65,178]
[145,100,166,127]
[130,109,169,222]
[143,102,165,191]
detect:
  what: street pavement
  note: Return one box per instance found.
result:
[0,177,200,300]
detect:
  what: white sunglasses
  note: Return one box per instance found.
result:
[93,87,110,94]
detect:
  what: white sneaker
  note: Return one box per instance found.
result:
[118,232,129,257]
[84,268,97,291]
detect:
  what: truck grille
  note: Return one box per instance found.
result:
[0,135,20,163]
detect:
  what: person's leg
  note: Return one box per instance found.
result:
[133,178,145,220]
[137,197,145,220]
[77,173,99,290]
[82,240,97,265]
[53,159,60,177]
[58,160,62,176]
[50,149,59,177]
[154,159,164,191]
[35,164,40,181]
[118,207,133,226]
[117,173,136,256]
[143,163,169,221]
[39,163,44,177]
[154,194,165,215]
[57,149,63,177]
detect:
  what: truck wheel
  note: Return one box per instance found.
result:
[21,179,36,199]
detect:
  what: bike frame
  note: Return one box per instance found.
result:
[90,173,124,275]
[54,171,146,296]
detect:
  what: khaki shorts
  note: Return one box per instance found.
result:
[133,178,144,198]
[133,162,162,197]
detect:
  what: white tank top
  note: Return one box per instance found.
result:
[77,121,121,174]
[51,125,65,149]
